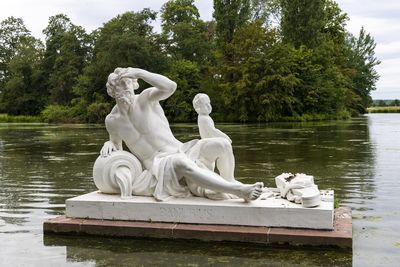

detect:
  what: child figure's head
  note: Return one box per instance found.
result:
[193,93,212,115]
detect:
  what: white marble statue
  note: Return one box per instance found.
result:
[193,93,232,143]
[93,67,263,202]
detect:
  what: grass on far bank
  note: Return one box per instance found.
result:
[367,106,400,113]
[0,114,43,123]
[0,111,353,124]
[278,110,351,122]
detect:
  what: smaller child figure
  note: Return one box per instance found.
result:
[192,93,232,143]
[192,93,272,200]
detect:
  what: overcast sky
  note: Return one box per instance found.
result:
[0,0,398,99]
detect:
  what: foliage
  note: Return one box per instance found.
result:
[0,18,45,115]
[344,27,380,113]
[279,0,362,118]
[163,59,201,122]
[161,0,212,63]
[41,104,76,123]
[0,17,31,87]
[42,14,93,105]
[334,196,341,209]
[250,0,281,25]
[0,1,381,123]
[281,0,327,48]
[0,113,42,123]
[213,0,252,86]
[160,0,216,121]
[213,0,251,46]
[86,101,112,123]
[372,99,400,107]
[217,21,300,122]
[73,9,167,108]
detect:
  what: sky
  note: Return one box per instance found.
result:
[0,0,398,99]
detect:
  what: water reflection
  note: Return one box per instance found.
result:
[352,114,400,266]
[43,235,351,267]
[0,125,99,237]
[0,116,398,266]
[188,119,377,205]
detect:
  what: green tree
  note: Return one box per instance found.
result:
[160,0,216,121]
[161,0,212,63]
[279,0,351,116]
[218,21,304,121]
[377,100,387,107]
[73,10,168,122]
[280,0,326,48]
[42,14,92,105]
[250,0,281,25]
[280,0,348,47]
[213,0,251,67]
[0,17,31,90]
[1,36,45,115]
[163,59,201,121]
[323,0,348,43]
[345,27,380,113]
[213,0,253,112]
[213,0,251,47]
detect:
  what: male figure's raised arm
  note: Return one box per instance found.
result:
[121,68,177,102]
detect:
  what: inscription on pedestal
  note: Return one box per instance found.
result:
[160,206,214,221]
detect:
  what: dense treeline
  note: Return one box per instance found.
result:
[0,0,379,123]
[372,99,400,107]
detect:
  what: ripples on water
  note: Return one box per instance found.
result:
[0,125,99,266]
[0,115,399,266]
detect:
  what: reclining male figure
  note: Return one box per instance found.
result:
[101,67,263,201]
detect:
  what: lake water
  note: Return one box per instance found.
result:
[0,114,399,266]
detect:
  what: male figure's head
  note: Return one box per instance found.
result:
[106,68,139,105]
[193,93,212,115]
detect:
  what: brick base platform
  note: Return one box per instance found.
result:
[43,207,352,249]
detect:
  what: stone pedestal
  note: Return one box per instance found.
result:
[44,207,352,248]
[66,190,334,230]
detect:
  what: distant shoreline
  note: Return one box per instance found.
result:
[3,110,399,124]
[367,106,400,113]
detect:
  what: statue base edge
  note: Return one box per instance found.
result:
[64,190,334,230]
[43,207,352,249]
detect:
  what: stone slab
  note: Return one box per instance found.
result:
[44,207,352,248]
[65,190,334,230]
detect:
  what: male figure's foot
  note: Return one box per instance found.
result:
[239,182,264,202]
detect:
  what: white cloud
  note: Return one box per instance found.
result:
[0,0,169,38]
[376,41,400,59]
[344,15,400,44]
[337,0,400,99]
[336,0,400,19]
[0,0,213,39]
[369,56,400,99]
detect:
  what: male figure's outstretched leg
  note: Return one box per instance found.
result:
[174,156,263,201]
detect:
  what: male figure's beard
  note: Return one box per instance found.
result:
[116,91,134,105]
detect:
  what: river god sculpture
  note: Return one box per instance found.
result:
[93,67,263,202]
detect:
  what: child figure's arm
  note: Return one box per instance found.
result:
[198,115,232,143]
